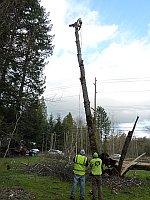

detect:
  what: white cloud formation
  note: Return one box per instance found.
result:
[40,0,150,135]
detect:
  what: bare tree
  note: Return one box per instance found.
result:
[118,116,139,175]
[69,18,98,154]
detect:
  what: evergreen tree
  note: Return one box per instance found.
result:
[96,106,111,152]
[47,113,55,149]
[0,0,54,144]
[62,112,76,153]
[54,115,63,150]
[17,98,48,150]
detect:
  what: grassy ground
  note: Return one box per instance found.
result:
[0,156,150,200]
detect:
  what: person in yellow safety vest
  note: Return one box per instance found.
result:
[102,157,117,176]
[90,152,103,200]
[102,163,113,175]
[70,149,88,200]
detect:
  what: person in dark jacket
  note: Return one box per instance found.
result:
[70,149,88,200]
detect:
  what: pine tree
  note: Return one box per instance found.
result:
[62,112,76,153]
[47,114,55,150]
[0,0,54,146]
[96,106,111,153]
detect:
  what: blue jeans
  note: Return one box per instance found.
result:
[70,174,85,199]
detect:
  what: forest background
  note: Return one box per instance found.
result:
[0,0,150,158]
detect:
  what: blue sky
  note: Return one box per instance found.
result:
[40,0,150,137]
[65,0,150,39]
[90,0,150,34]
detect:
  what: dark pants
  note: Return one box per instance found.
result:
[91,175,103,200]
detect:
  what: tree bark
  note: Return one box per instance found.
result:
[70,19,98,154]
[118,116,139,175]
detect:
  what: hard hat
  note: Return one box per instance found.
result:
[77,18,82,24]
[80,149,85,155]
[89,190,93,194]
[93,152,98,158]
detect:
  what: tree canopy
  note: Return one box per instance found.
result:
[0,0,54,149]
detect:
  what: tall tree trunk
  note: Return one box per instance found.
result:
[50,132,54,149]
[69,19,98,154]
[118,116,139,175]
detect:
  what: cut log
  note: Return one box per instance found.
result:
[130,162,150,171]
[121,152,146,176]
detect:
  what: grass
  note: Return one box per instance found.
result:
[0,156,150,200]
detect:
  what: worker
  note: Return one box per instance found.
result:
[70,149,88,200]
[90,152,103,200]
[76,18,82,30]
[69,18,82,30]
[102,157,117,176]
[100,152,117,176]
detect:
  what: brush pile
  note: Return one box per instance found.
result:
[23,159,146,190]
[0,187,35,200]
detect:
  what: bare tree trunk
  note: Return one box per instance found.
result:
[64,132,66,152]
[0,112,21,167]
[42,133,44,153]
[69,19,98,154]
[118,116,139,175]
[53,133,56,149]
[85,129,88,154]
[75,127,78,154]
[50,133,53,149]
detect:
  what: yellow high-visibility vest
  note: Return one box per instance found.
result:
[73,154,87,176]
[90,158,102,175]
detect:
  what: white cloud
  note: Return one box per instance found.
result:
[40,0,150,133]
[81,24,118,48]
[41,0,118,52]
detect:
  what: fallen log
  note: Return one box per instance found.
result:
[130,162,150,171]
[121,152,147,176]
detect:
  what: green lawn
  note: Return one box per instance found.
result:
[0,156,150,200]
